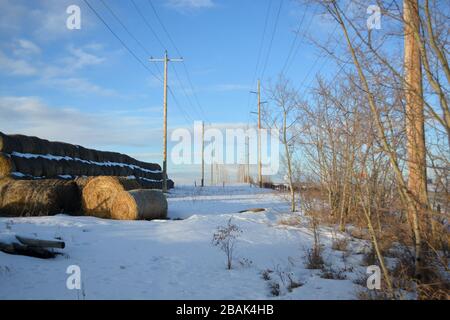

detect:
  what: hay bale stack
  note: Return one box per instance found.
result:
[0,178,81,217]
[81,176,141,219]
[111,189,167,220]
[0,153,15,178]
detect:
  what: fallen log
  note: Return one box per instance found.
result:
[111,189,168,220]
[238,208,266,213]
[15,235,65,249]
[0,233,65,259]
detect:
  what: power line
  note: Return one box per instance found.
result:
[281,3,317,76]
[146,0,208,122]
[171,63,203,120]
[98,0,162,82]
[246,0,273,127]
[82,0,161,82]
[130,0,167,50]
[260,0,284,80]
[250,0,273,87]
[83,0,192,127]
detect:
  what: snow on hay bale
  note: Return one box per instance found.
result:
[81,176,141,219]
[0,153,15,178]
[0,178,81,217]
[111,189,167,220]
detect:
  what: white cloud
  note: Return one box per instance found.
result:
[0,0,95,41]
[0,50,37,76]
[0,96,162,149]
[13,39,41,56]
[40,77,117,97]
[166,0,215,11]
[61,46,105,71]
[0,42,116,96]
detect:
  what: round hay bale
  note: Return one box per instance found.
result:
[0,153,15,178]
[0,178,81,217]
[111,189,167,220]
[47,142,67,157]
[12,156,45,177]
[137,179,159,189]
[58,142,78,158]
[41,158,58,177]
[64,159,78,177]
[53,159,66,176]
[81,176,141,219]
[86,164,99,176]
[107,165,117,176]
[115,165,129,177]
[0,133,22,153]
[78,147,96,162]
[20,135,46,155]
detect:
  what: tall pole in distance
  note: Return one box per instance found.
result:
[150,51,183,192]
[257,79,262,188]
[250,79,265,188]
[246,135,250,184]
[201,121,205,187]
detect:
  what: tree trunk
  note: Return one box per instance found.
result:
[283,111,296,212]
[404,0,428,281]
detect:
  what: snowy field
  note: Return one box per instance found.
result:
[0,185,371,300]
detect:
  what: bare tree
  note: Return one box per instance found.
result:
[265,76,301,212]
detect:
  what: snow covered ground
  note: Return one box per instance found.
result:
[0,185,371,300]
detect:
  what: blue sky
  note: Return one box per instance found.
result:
[0,0,342,184]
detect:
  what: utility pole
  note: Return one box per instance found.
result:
[201,121,205,187]
[245,135,250,184]
[250,79,266,188]
[150,50,183,192]
[257,79,262,188]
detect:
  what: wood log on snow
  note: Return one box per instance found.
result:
[111,189,168,220]
[81,176,141,219]
[15,235,65,249]
[0,233,65,258]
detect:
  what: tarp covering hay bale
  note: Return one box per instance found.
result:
[111,189,167,220]
[81,176,141,219]
[0,153,15,178]
[0,178,81,217]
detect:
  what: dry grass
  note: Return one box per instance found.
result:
[277,216,302,227]
[332,237,349,251]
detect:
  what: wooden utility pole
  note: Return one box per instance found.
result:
[404,0,427,280]
[251,79,265,188]
[201,121,205,187]
[258,79,262,188]
[150,51,183,192]
[245,135,250,184]
[210,146,214,186]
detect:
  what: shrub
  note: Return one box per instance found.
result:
[212,217,242,270]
